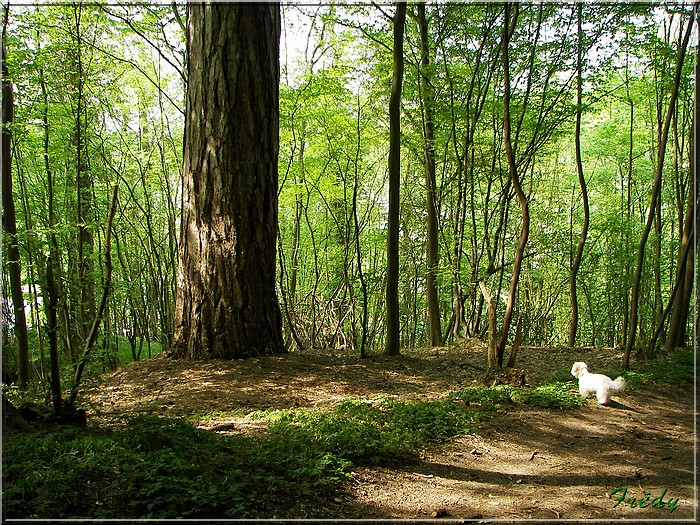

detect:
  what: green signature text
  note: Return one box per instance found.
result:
[610,487,679,513]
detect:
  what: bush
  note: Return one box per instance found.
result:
[450,385,517,408]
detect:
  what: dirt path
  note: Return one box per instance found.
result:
[83,345,696,521]
[348,384,695,520]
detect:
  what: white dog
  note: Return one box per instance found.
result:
[571,362,626,405]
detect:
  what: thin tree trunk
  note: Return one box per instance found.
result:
[39,49,63,411]
[352,96,369,358]
[417,3,441,347]
[1,7,30,389]
[70,2,96,342]
[568,2,590,349]
[45,253,61,414]
[624,12,693,368]
[384,2,406,356]
[665,34,698,350]
[650,229,692,353]
[479,281,497,369]
[496,3,526,366]
[622,100,633,348]
[67,186,119,408]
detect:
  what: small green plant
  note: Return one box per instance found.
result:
[268,398,482,466]
[513,382,587,409]
[450,385,517,408]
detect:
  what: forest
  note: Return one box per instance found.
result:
[1,1,697,521]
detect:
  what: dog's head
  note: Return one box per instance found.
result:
[571,361,589,378]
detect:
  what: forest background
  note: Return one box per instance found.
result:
[1,2,696,397]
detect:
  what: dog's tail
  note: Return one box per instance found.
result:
[611,376,627,394]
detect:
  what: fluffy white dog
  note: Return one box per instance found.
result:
[571,361,626,405]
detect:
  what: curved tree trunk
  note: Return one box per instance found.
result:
[496,3,526,366]
[665,26,698,351]
[172,3,284,359]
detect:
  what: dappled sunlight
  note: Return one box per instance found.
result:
[81,345,695,520]
[348,380,695,519]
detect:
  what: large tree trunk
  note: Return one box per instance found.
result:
[172,3,284,359]
[384,2,406,356]
[2,7,30,389]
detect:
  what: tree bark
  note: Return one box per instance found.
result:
[496,3,526,366]
[384,2,406,356]
[417,3,441,348]
[69,2,96,343]
[623,11,693,368]
[1,6,30,389]
[665,21,698,350]
[172,3,284,359]
[568,3,590,349]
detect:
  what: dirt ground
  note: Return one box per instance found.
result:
[83,343,696,521]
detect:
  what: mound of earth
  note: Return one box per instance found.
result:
[82,344,695,521]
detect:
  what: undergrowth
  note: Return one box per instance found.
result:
[545,349,695,390]
[629,350,695,387]
[3,416,350,519]
[451,382,586,410]
[267,398,483,466]
[3,397,483,519]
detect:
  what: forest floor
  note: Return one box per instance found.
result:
[83,342,696,522]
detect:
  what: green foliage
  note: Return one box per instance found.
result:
[450,385,517,409]
[3,395,490,518]
[269,398,482,466]
[2,382,36,409]
[5,3,695,386]
[628,350,695,387]
[451,382,586,411]
[3,416,349,519]
[514,383,588,410]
